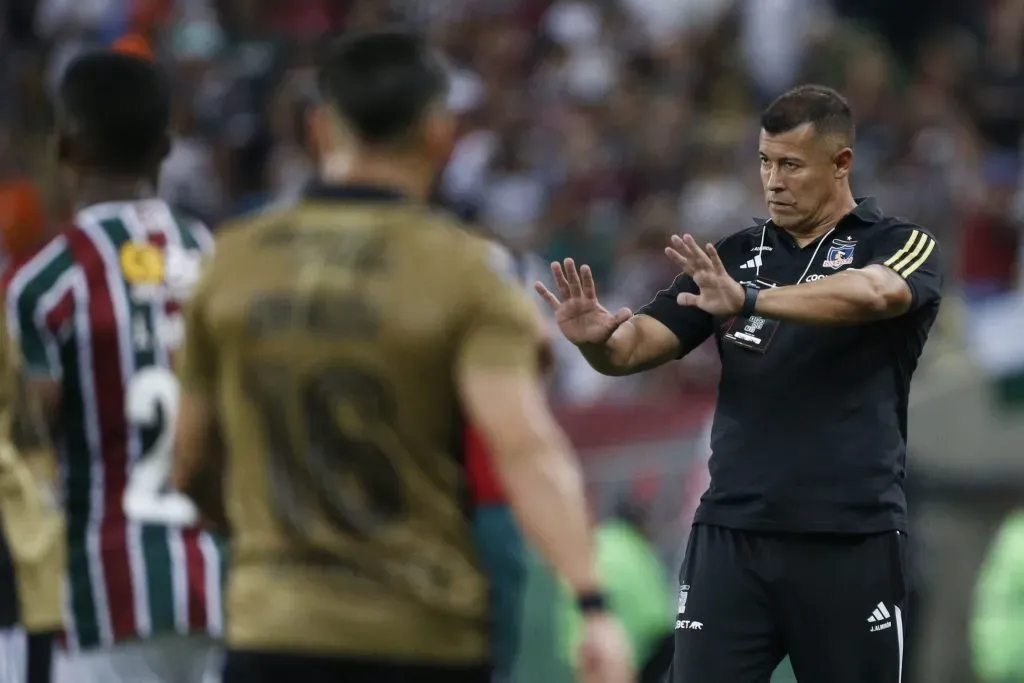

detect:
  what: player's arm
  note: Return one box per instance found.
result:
[577,314,682,376]
[542,260,714,377]
[170,271,227,531]
[624,274,717,367]
[456,258,600,596]
[583,272,716,376]
[754,227,942,324]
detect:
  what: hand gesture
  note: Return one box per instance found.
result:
[535,259,633,346]
[578,613,636,683]
[665,234,744,317]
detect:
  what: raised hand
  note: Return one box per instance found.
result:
[534,259,633,346]
[665,234,745,317]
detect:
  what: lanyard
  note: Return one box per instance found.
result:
[755,224,835,285]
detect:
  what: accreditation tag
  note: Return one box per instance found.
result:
[722,277,779,354]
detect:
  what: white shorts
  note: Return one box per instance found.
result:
[55,634,221,683]
[0,627,29,683]
[0,627,54,683]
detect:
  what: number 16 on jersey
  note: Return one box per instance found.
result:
[123,367,199,526]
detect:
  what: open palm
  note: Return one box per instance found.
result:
[534,259,633,346]
[665,234,745,317]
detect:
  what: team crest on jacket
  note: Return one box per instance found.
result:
[121,243,202,302]
[823,239,856,270]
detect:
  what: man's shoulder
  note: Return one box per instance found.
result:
[719,222,770,246]
[395,209,504,270]
[438,223,533,290]
[865,215,938,241]
[4,233,77,302]
[712,221,771,261]
[165,207,215,254]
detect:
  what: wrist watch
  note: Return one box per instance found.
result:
[741,285,760,317]
[576,589,609,614]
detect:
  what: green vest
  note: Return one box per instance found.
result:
[973,510,1024,682]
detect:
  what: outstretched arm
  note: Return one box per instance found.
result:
[759,227,942,324]
[535,259,714,377]
[461,252,600,595]
[577,315,683,377]
[669,227,942,325]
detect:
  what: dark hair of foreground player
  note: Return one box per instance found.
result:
[56,51,172,177]
[317,28,449,147]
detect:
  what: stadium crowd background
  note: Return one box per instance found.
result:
[2,0,1024,682]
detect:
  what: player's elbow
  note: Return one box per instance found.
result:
[852,267,912,319]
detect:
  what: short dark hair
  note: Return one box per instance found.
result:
[317,28,449,146]
[58,51,171,173]
[760,85,855,147]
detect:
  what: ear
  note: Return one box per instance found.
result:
[423,108,457,167]
[307,103,352,159]
[833,147,853,180]
[306,104,326,162]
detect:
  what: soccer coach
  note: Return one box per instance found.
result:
[535,84,942,683]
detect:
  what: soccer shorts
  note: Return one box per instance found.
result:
[222,650,491,683]
[0,629,54,683]
[54,633,221,683]
[671,524,908,683]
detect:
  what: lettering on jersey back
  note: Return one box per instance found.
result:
[259,225,387,272]
[246,293,379,339]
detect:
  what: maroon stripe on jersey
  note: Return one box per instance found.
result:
[180,528,208,631]
[64,227,138,641]
[43,289,74,336]
[146,232,167,249]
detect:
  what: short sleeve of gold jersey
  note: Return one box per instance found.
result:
[0,306,46,452]
[0,304,63,632]
[456,242,543,374]
[179,263,218,397]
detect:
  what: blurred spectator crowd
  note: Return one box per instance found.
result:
[0,0,1021,405]
[6,3,1024,682]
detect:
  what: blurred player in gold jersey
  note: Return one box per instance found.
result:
[0,300,63,683]
[171,28,633,683]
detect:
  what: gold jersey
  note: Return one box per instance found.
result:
[179,184,543,662]
[0,301,63,632]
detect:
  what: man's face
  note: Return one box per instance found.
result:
[758,123,850,231]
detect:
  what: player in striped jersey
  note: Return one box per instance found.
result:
[4,52,225,683]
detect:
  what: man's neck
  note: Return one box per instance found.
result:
[787,194,858,248]
[319,151,432,203]
[74,176,156,213]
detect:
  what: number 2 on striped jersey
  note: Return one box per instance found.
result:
[123,367,198,526]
